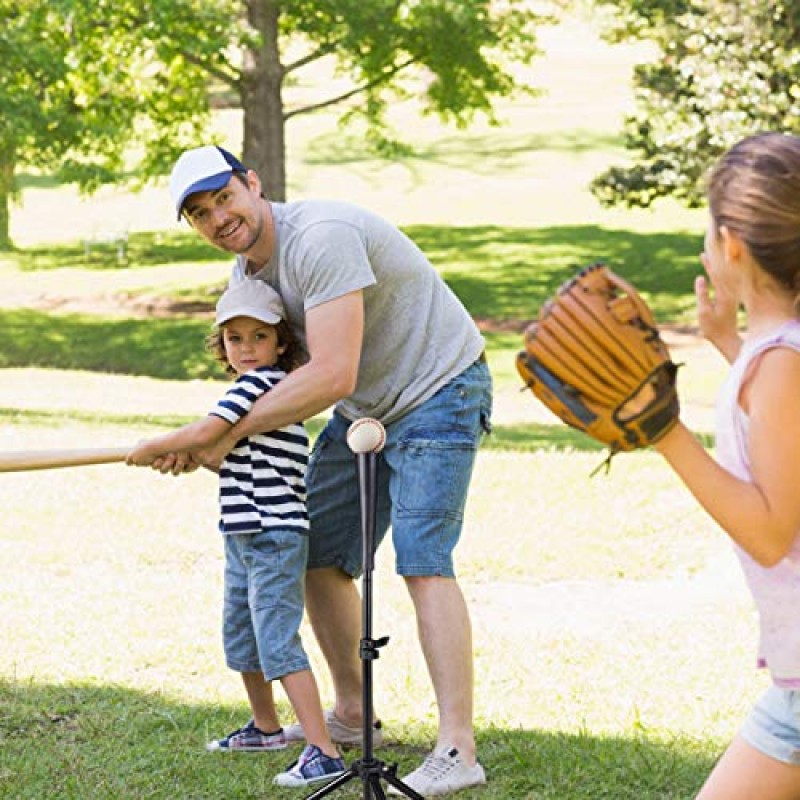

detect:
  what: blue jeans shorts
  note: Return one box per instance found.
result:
[222,528,311,681]
[740,685,800,765]
[306,358,493,578]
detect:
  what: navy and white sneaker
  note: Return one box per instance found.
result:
[273,744,346,788]
[206,720,287,752]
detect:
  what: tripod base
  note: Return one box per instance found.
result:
[304,757,424,800]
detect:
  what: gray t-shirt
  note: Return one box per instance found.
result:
[231,200,484,424]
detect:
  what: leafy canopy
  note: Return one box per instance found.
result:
[592,0,800,208]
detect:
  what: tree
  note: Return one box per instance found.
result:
[0,0,547,248]
[0,0,216,249]
[229,0,547,199]
[591,0,800,208]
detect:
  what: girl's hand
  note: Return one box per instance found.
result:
[696,255,742,363]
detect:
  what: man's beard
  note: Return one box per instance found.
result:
[216,212,264,254]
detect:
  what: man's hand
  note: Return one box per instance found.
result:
[192,438,234,472]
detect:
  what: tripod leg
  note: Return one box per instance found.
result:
[368,773,387,799]
[380,768,426,800]
[302,766,359,799]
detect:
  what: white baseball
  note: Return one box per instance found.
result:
[346,418,386,454]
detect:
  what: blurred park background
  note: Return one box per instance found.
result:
[1,1,793,797]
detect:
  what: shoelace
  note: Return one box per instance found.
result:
[417,752,458,779]
[228,723,253,740]
[290,746,325,775]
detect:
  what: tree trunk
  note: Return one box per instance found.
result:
[241,0,286,201]
[0,144,14,250]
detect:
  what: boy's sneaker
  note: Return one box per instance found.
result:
[284,709,384,748]
[389,746,486,796]
[206,720,287,752]
[273,744,346,788]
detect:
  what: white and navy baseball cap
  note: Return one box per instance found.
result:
[169,145,247,219]
[215,280,286,327]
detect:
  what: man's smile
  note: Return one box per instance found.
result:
[217,218,244,240]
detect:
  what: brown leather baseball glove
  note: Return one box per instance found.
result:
[516,263,680,460]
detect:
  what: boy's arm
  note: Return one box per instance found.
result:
[127,415,232,467]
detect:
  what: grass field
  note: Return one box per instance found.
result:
[0,11,762,800]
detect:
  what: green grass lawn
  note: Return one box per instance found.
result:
[0,11,758,800]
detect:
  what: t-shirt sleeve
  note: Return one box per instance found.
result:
[290,221,378,311]
[209,371,277,424]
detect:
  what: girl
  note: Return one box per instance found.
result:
[128,279,344,788]
[653,132,800,799]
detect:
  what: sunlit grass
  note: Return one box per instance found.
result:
[0,12,749,799]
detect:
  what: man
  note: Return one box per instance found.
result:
[169,144,492,796]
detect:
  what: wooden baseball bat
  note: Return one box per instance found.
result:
[0,446,132,473]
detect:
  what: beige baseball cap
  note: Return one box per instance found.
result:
[215,280,285,327]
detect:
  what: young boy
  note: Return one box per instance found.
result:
[127,279,344,788]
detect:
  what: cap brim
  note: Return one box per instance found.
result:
[176,171,232,219]
[215,308,282,327]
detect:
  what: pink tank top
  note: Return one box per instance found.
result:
[715,319,800,686]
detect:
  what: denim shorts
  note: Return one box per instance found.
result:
[740,685,800,765]
[306,359,493,578]
[222,528,311,681]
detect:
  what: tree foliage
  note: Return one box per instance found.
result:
[592,0,800,208]
[0,0,546,248]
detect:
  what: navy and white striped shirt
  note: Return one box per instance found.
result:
[210,366,309,535]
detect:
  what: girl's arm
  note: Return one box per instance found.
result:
[655,348,800,566]
[127,415,231,467]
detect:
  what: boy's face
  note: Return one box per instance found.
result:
[221,316,285,376]
[183,172,264,254]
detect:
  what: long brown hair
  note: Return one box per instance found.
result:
[708,132,800,296]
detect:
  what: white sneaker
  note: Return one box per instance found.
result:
[283,709,384,748]
[389,746,486,797]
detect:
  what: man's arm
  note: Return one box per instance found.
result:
[194,290,364,467]
[127,415,231,467]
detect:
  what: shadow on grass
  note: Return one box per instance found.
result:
[0,310,222,380]
[6,224,701,305]
[0,222,704,396]
[306,128,625,174]
[0,679,713,799]
[3,224,702,324]
[403,223,703,322]
[8,230,223,272]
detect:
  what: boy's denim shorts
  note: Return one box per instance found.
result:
[222,528,311,681]
[306,358,492,578]
[741,685,800,765]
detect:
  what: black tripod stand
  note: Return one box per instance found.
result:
[305,427,423,800]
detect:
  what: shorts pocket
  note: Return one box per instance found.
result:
[396,427,477,518]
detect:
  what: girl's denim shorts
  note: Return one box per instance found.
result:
[741,685,800,765]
